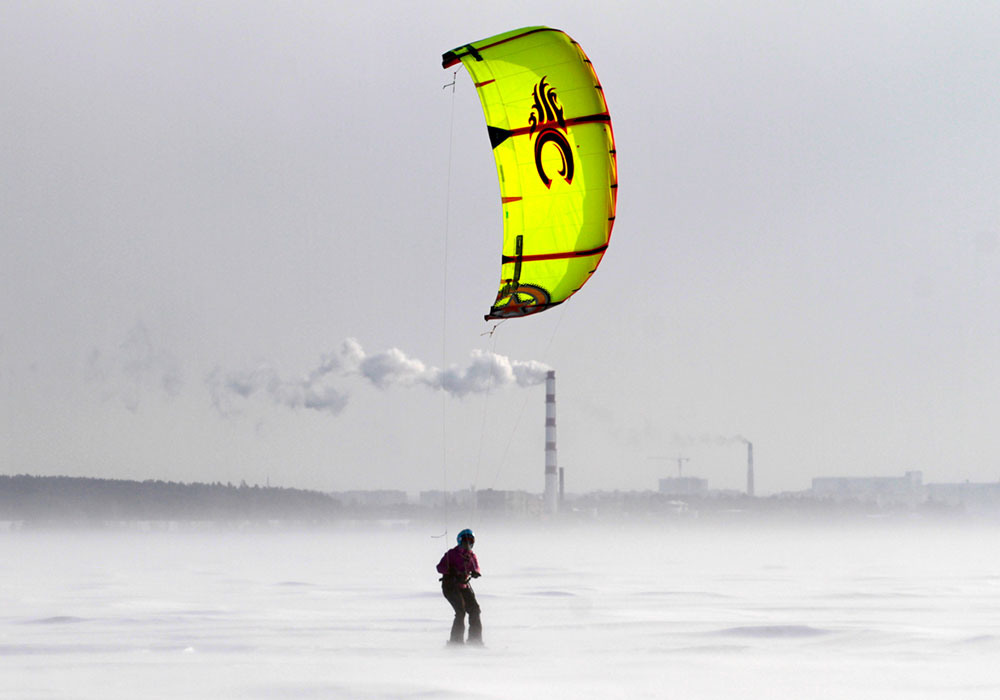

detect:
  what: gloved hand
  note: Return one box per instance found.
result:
[470,571,481,578]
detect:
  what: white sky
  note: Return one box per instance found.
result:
[2,1,998,495]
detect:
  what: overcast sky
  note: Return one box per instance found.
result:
[2,1,998,495]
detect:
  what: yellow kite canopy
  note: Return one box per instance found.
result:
[443,27,618,320]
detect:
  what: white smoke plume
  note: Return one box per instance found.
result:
[670,433,751,448]
[208,338,551,416]
[87,322,183,412]
[209,363,350,416]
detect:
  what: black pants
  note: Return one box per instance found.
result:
[442,582,481,644]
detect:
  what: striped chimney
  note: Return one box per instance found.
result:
[544,370,558,514]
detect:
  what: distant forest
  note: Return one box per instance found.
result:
[0,475,342,524]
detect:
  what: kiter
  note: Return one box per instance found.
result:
[436,528,482,646]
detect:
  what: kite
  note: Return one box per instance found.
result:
[443,27,618,320]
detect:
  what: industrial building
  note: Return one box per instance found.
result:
[811,471,924,507]
[658,477,709,496]
[925,481,1000,513]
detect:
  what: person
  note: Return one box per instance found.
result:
[436,528,482,646]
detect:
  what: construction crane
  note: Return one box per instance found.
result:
[648,456,689,477]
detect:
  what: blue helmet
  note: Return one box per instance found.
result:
[457,528,475,545]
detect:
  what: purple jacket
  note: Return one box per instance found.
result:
[436,546,480,587]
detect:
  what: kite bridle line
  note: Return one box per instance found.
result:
[469,324,503,528]
[480,320,506,338]
[432,68,462,541]
[437,65,501,533]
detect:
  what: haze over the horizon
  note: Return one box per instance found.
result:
[3,1,999,495]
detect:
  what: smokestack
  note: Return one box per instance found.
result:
[544,370,558,514]
[746,441,755,497]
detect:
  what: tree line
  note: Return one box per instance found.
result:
[0,475,342,523]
